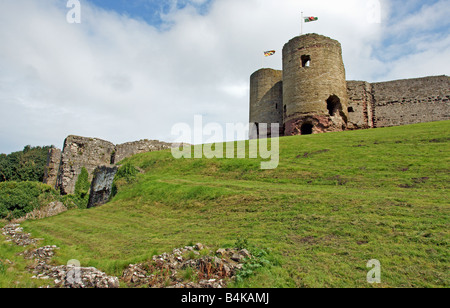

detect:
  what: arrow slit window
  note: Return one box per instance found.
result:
[301,55,311,67]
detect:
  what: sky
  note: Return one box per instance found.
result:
[0,0,449,154]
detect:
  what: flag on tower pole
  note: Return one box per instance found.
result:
[301,12,318,35]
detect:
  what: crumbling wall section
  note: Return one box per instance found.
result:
[43,147,61,188]
[347,81,374,130]
[113,140,173,164]
[87,165,119,209]
[50,136,174,196]
[56,136,115,195]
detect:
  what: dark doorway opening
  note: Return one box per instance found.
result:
[326,95,342,116]
[301,123,313,135]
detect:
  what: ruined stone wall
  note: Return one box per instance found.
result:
[43,147,61,188]
[87,165,119,209]
[56,136,115,195]
[113,139,174,164]
[249,68,283,138]
[282,34,349,136]
[371,75,450,128]
[347,81,374,130]
[50,136,175,196]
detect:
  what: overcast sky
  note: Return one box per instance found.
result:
[0,0,449,154]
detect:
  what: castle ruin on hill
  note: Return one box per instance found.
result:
[43,136,175,196]
[42,33,449,201]
[249,33,450,138]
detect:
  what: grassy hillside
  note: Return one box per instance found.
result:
[2,121,449,288]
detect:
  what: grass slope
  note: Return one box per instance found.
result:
[2,121,449,288]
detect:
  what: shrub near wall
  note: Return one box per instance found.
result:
[0,146,52,183]
[0,181,60,220]
[71,167,91,209]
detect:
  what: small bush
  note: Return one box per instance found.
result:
[234,236,249,250]
[232,237,272,285]
[0,145,53,183]
[74,167,90,198]
[115,162,139,182]
[111,163,139,199]
[71,167,90,209]
[0,181,59,220]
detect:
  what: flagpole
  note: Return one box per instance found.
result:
[301,11,303,35]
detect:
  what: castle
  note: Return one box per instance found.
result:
[249,33,450,138]
[42,33,449,205]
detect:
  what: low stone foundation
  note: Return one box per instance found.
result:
[284,114,347,136]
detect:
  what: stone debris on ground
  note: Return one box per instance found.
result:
[1,224,119,288]
[1,224,40,246]
[122,243,252,288]
[2,224,252,289]
[31,262,120,288]
[23,245,59,261]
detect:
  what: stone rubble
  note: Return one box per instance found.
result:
[23,245,59,261]
[2,224,252,289]
[1,224,39,246]
[122,243,252,288]
[1,224,119,288]
[31,262,120,288]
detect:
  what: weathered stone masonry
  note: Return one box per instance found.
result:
[250,33,450,137]
[370,76,450,128]
[282,34,349,136]
[249,68,283,137]
[44,136,174,196]
[43,147,62,189]
[55,136,115,195]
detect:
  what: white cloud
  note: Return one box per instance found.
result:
[0,0,447,153]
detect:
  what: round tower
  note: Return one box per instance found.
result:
[249,68,283,138]
[282,34,349,135]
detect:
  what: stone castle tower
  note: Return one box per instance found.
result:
[249,68,283,137]
[250,33,349,137]
[249,33,450,137]
[282,34,348,135]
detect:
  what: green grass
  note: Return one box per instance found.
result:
[1,121,449,288]
[0,241,52,288]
